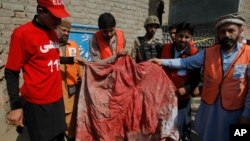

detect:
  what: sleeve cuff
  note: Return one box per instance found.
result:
[10,100,22,110]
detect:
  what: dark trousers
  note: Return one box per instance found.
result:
[49,133,64,141]
[23,98,66,141]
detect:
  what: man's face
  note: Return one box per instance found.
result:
[217,23,242,50]
[169,28,177,42]
[38,7,61,30]
[101,27,115,40]
[146,24,158,37]
[175,29,192,49]
[57,26,70,43]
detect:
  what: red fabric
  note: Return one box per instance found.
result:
[76,56,178,141]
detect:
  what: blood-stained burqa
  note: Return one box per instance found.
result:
[76,56,178,141]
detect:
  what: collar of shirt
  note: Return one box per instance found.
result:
[174,45,188,58]
[221,42,241,73]
[59,41,71,47]
[221,42,241,57]
[32,15,51,30]
[142,36,159,44]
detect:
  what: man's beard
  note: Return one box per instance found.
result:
[148,31,155,38]
[59,36,68,43]
[219,37,238,50]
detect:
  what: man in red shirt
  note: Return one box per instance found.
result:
[161,22,199,141]
[4,0,74,140]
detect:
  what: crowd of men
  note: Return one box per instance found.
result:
[4,0,250,141]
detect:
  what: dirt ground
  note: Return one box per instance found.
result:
[1,126,30,141]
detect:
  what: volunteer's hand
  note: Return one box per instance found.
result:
[117,49,128,58]
[74,57,87,65]
[7,109,24,127]
[176,87,187,96]
[193,87,200,96]
[148,58,163,66]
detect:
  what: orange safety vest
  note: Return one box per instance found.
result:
[60,40,84,136]
[60,40,83,85]
[161,43,198,89]
[95,29,125,59]
[202,44,250,110]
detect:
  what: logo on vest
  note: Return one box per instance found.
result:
[40,40,59,53]
[68,47,76,57]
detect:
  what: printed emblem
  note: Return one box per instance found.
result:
[68,47,76,57]
[177,70,187,76]
[233,64,247,78]
[40,40,59,53]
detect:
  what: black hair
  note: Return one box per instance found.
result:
[176,22,194,36]
[98,12,116,29]
[168,24,177,31]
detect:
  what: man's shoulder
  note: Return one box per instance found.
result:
[137,36,163,45]
[67,40,80,48]
[13,21,32,32]
[12,21,34,39]
[162,43,172,51]
[163,43,172,47]
[115,28,124,33]
[204,43,220,53]
[115,29,125,40]
[67,40,77,45]
[153,37,160,41]
[136,36,144,42]
[207,43,220,49]
[152,37,164,44]
[243,44,250,49]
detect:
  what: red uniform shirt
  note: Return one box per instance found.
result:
[5,21,63,104]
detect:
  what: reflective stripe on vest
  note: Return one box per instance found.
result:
[202,44,250,110]
[95,29,125,59]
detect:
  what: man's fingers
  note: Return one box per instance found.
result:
[7,119,23,126]
[6,119,15,125]
[16,119,24,127]
[6,109,24,126]
[6,119,11,125]
[123,50,128,54]
[118,49,128,56]
[7,113,22,126]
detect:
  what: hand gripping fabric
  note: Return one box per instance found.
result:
[76,56,179,141]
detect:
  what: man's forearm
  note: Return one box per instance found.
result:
[162,58,183,68]
[101,55,117,64]
[4,68,22,110]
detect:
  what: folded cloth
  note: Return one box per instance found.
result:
[76,56,178,141]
